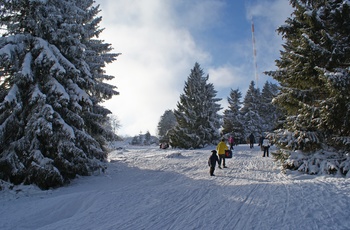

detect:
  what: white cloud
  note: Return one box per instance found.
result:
[208,65,248,89]
[98,0,212,136]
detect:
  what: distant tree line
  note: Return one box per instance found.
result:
[157,63,282,149]
[130,131,159,146]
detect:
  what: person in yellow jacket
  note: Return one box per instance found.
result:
[216,138,228,168]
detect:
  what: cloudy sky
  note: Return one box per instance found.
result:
[96,0,293,137]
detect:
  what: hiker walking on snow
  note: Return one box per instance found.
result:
[262,137,270,157]
[216,138,228,168]
[249,133,255,149]
[208,150,220,176]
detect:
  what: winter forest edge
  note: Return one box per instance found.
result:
[1,0,350,190]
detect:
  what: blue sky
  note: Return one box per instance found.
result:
[97,0,293,136]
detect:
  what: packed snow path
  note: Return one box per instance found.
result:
[1,145,350,230]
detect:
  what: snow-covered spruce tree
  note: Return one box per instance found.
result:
[157,109,177,143]
[265,0,350,176]
[240,81,263,140]
[169,63,222,149]
[0,0,119,189]
[222,88,245,144]
[260,81,282,132]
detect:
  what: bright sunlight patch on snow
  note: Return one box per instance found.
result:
[1,143,350,230]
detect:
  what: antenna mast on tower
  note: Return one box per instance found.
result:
[251,17,259,87]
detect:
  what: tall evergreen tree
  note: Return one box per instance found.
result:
[169,63,221,149]
[157,109,177,143]
[0,0,119,189]
[240,81,263,139]
[222,88,244,143]
[260,81,281,132]
[265,0,350,175]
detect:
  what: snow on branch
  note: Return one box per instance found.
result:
[301,33,330,55]
[67,80,92,106]
[20,52,34,82]
[33,37,79,75]
[29,84,46,105]
[46,77,70,105]
[1,84,19,107]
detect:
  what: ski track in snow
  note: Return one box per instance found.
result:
[1,144,350,230]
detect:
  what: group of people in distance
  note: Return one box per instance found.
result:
[208,134,271,176]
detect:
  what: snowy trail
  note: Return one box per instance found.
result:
[1,144,350,230]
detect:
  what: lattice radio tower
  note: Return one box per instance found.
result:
[251,17,259,87]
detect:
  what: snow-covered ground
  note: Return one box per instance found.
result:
[1,144,350,230]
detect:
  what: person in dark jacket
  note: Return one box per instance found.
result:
[249,133,255,149]
[258,135,264,151]
[208,150,219,176]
